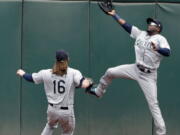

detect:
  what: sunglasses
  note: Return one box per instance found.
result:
[149,22,158,26]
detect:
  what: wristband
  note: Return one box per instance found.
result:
[112,13,121,21]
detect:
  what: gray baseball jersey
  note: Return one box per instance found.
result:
[131,26,170,69]
[32,67,83,105]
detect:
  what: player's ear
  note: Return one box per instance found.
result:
[157,27,160,33]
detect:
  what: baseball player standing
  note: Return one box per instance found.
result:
[86,8,171,135]
[17,50,93,135]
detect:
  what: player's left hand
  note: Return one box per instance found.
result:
[108,10,116,16]
[16,69,26,77]
[82,78,93,89]
[98,1,114,15]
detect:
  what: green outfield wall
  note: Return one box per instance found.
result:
[0,0,179,135]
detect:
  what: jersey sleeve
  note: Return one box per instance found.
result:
[159,36,170,49]
[32,70,44,84]
[73,70,83,87]
[130,26,142,39]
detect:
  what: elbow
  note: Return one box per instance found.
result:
[165,51,171,57]
[164,49,171,57]
[158,48,171,57]
[121,23,132,34]
[23,73,34,83]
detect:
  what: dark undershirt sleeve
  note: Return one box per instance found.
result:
[121,23,132,34]
[157,48,171,56]
[23,73,34,83]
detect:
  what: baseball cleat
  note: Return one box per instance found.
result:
[86,86,100,98]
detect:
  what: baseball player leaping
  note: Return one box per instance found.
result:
[86,6,171,135]
[17,50,93,135]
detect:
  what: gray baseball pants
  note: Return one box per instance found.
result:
[41,105,75,135]
[95,64,166,135]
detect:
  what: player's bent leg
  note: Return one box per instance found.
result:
[138,78,166,135]
[94,64,137,97]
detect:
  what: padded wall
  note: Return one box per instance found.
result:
[0,0,179,135]
[0,1,22,135]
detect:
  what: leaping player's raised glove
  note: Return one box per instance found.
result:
[98,0,114,15]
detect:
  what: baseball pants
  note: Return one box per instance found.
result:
[95,64,166,135]
[41,105,75,135]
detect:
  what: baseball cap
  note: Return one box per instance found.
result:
[56,50,69,62]
[146,18,163,32]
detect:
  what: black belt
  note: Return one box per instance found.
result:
[49,103,68,110]
[137,64,151,73]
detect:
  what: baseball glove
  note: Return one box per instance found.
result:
[98,0,114,15]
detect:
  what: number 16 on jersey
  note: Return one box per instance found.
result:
[53,80,66,94]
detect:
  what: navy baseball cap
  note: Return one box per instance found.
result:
[56,50,69,61]
[146,18,163,32]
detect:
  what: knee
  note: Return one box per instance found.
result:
[41,123,57,135]
[106,68,114,77]
[48,121,58,129]
[148,99,159,108]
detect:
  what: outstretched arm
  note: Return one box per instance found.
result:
[108,10,132,34]
[16,69,34,83]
